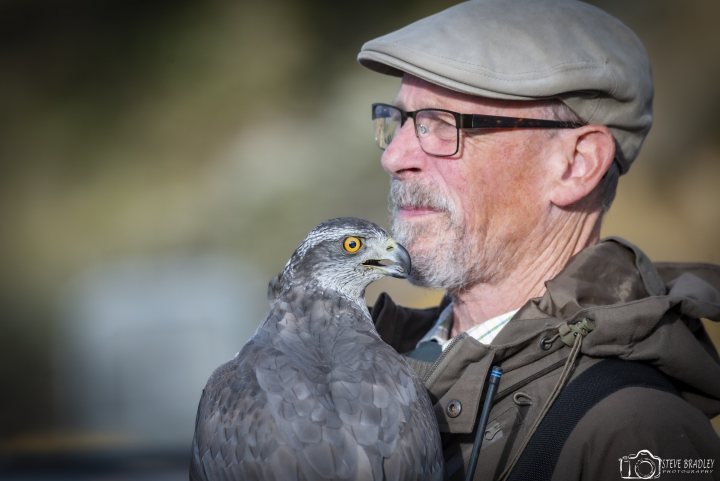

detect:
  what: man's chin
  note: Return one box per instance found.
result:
[399,246,446,288]
[405,259,455,290]
[395,234,481,291]
[392,214,448,241]
[406,270,438,288]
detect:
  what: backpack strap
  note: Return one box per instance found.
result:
[507,359,677,481]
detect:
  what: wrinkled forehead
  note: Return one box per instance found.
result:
[397,74,563,117]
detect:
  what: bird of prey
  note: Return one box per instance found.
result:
[190,217,444,481]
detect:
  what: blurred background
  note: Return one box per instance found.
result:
[0,0,718,479]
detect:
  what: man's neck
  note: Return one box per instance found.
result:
[449,211,601,338]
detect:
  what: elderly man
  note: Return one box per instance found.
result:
[358,1,720,480]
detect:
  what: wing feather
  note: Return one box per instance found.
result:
[191,288,443,481]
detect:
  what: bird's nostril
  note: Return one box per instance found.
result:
[387,245,394,251]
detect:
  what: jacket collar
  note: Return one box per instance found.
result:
[372,237,720,416]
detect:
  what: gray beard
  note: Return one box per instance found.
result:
[388,179,502,292]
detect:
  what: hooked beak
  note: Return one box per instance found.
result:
[363,241,412,279]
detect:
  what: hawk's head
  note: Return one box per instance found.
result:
[268,217,411,302]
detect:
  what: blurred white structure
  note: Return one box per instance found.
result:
[54,253,266,449]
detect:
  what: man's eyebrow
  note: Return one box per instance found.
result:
[392,97,444,112]
[392,99,407,110]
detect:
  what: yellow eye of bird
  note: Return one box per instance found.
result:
[343,236,362,253]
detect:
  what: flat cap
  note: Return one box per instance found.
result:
[358,0,653,173]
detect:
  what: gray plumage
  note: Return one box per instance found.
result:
[190,217,444,481]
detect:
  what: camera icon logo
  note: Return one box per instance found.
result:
[619,449,663,479]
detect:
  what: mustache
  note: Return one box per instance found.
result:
[389,179,453,213]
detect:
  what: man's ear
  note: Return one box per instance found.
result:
[549,125,616,207]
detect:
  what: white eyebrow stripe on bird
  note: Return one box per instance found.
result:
[296,224,368,258]
[190,217,443,481]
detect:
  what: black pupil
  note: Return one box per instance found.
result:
[348,240,357,249]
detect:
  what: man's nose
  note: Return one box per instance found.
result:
[380,121,428,178]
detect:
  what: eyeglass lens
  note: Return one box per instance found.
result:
[372,104,459,156]
[415,110,458,156]
[373,104,401,150]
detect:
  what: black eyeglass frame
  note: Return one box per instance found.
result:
[372,102,586,157]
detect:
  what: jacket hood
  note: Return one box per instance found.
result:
[503,237,720,415]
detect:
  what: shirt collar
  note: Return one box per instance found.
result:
[416,302,518,349]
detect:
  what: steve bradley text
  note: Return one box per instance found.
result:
[661,458,715,471]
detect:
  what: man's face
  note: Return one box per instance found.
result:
[382,75,559,291]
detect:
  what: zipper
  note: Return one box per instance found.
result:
[422,332,468,383]
[420,332,567,404]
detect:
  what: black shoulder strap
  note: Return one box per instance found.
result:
[508,359,677,481]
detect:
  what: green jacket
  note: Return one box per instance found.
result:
[371,238,720,481]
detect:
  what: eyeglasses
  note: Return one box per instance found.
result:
[372,102,585,157]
